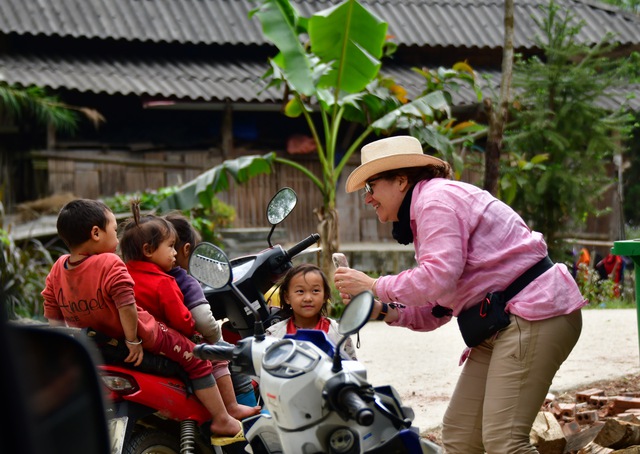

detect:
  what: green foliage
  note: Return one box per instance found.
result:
[0,226,55,320]
[102,186,236,246]
[626,223,640,240]
[504,1,636,253]
[574,264,635,309]
[101,186,179,212]
[0,82,104,133]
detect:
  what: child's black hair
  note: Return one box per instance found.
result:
[165,211,201,249]
[56,199,111,248]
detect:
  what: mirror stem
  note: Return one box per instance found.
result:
[267,224,276,248]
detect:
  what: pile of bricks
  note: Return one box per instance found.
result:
[532,388,640,453]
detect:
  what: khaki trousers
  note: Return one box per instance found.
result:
[442,310,582,454]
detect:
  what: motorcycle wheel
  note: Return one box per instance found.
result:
[123,429,180,454]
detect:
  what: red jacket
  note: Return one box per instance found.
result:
[126,260,195,338]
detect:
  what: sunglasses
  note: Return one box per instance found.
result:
[363,176,382,198]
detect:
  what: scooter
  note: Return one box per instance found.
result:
[188,242,443,454]
[94,187,319,454]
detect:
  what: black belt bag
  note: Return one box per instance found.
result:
[457,256,554,348]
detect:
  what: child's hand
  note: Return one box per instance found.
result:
[124,343,144,366]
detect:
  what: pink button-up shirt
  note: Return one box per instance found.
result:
[375,178,587,332]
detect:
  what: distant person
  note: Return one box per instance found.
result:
[595,253,624,297]
[42,199,246,439]
[574,246,591,284]
[333,136,586,453]
[266,263,357,360]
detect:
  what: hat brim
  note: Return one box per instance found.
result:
[345,154,445,193]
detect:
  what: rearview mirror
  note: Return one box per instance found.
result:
[339,291,374,336]
[188,242,232,290]
[266,187,297,226]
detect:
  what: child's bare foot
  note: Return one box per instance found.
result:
[226,402,261,420]
[210,416,243,437]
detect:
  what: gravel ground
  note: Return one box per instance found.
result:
[357,308,640,435]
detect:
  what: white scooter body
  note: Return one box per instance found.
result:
[233,333,433,454]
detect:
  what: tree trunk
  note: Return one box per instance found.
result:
[315,205,339,280]
[484,0,515,195]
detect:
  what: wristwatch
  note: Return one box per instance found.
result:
[376,302,389,321]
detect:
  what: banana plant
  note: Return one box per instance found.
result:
[160,0,479,275]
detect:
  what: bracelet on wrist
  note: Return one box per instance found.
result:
[370,278,379,297]
[376,302,389,321]
[125,338,142,345]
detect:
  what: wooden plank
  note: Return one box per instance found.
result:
[142,152,166,189]
[75,169,100,199]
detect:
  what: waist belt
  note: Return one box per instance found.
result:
[503,255,554,301]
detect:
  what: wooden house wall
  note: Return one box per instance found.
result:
[40,149,395,246]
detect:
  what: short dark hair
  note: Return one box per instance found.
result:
[56,199,111,248]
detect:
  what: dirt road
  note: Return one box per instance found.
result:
[358,308,640,431]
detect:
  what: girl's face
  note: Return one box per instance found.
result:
[146,236,177,272]
[363,175,408,223]
[284,271,326,326]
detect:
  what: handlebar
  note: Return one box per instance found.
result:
[193,343,235,362]
[338,387,374,426]
[285,233,320,260]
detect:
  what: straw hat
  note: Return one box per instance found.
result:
[345,136,446,193]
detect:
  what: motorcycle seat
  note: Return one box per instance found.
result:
[83,327,194,394]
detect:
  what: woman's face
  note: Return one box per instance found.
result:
[363,175,408,223]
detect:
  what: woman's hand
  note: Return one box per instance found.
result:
[334,267,377,300]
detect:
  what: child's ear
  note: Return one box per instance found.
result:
[90,225,101,241]
[142,243,153,258]
[182,243,192,258]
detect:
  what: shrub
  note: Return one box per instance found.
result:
[101,186,236,246]
[1,228,55,320]
[575,263,635,308]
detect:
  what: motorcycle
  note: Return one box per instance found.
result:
[188,242,443,454]
[94,187,318,454]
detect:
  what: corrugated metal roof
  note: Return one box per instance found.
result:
[1,52,637,112]
[0,52,278,103]
[0,0,639,50]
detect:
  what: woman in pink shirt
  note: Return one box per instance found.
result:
[334,136,586,454]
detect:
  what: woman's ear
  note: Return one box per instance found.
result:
[397,175,410,192]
